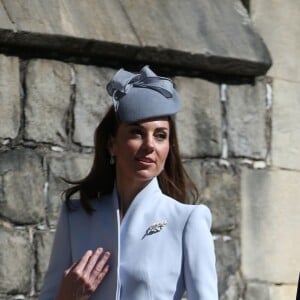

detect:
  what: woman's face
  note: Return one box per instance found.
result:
[110,118,170,185]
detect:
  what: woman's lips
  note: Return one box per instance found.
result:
[136,157,154,163]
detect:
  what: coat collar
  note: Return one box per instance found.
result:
[112,177,162,234]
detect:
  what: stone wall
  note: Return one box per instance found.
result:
[0,1,298,300]
[241,1,300,299]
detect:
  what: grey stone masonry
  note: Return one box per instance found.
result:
[272,79,300,171]
[0,227,32,294]
[201,163,240,231]
[73,65,114,147]
[175,76,222,158]
[24,59,72,146]
[245,282,298,300]
[252,1,300,82]
[0,0,271,76]
[214,236,241,299]
[227,79,267,159]
[183,159,203,203]
[245,282,270,300]
[0,1,14,30]
[0,148,45,224]
[0,55,20,140]
[35,231,55,292]
[241,167,300,283]
[47,153,93,226]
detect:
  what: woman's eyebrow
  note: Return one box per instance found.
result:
[126,122,140,127]
[154,127,169,131]
[126,123,169,131]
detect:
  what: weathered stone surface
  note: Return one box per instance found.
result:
[124,0,271,75]
[0,227,32,293]
[1,0,138,44]
[0,0,271,76]
[47,153,93,226]
[269,284,298,300]
[214,236,240,297]
[227,80,267,159]
[252,1,300,81]
[241,168,300,283]
[73,65,114,147]
[182,159,203,204]
[245,282,270,300]
[220,271,244,300]
[35,231,55,291]
[0,55,20,140]
[201,163,240,231]
[0,148,45,224]
[245,282,298,300]
[175,77,222,158]
[24,59,72,145]
[0,1,14,30]
[272,79,300,170]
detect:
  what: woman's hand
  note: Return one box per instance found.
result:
[56,247,110,300]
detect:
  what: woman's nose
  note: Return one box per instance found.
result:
[143,135,154,151]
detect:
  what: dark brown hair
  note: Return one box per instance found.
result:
[65,106,199,213]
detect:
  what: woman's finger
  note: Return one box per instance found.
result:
[74,250,93,274]
[90,251,111,282]
[95,264,110,283]
[83,247,104,275]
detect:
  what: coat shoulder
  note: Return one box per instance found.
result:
[159,193,212,228]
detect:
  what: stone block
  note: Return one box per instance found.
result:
[252,1,300,81]
[245,282,270,300]
[0,148,45,224]
[214,236,240,297]
[269,284,298,300]
[0,55,20,140]
[0,1,14,29]
[272,79,300,170]
[35,231,55,291]
[241,168,300,283]
[47,153,93,226]
[122,0,271,75]
[245,282,298,300]
[0,227,32,293]
[182,159,203,204]
[201,163,240,231]
[227,80,267,159]
[1,1,271,76]
[175,77,222,158]
[24,59,72,145]
[1,0,138,44]
[73,65,114,147]
[220,271,244,300]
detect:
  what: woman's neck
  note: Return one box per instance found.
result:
[115,175,151,217]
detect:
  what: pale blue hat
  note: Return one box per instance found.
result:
[106,66,180,123]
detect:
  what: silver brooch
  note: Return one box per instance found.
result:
[142,220,168,239]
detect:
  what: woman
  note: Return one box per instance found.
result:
[40,66,218,300]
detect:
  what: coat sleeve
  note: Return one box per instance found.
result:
[183,204,218,300]
[39,203,72,300]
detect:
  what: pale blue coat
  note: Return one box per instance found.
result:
[40,178,218,299]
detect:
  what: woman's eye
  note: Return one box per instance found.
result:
[155,132,168,141]
[130,128,143,137]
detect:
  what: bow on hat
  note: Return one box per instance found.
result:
[107,66,175,111]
